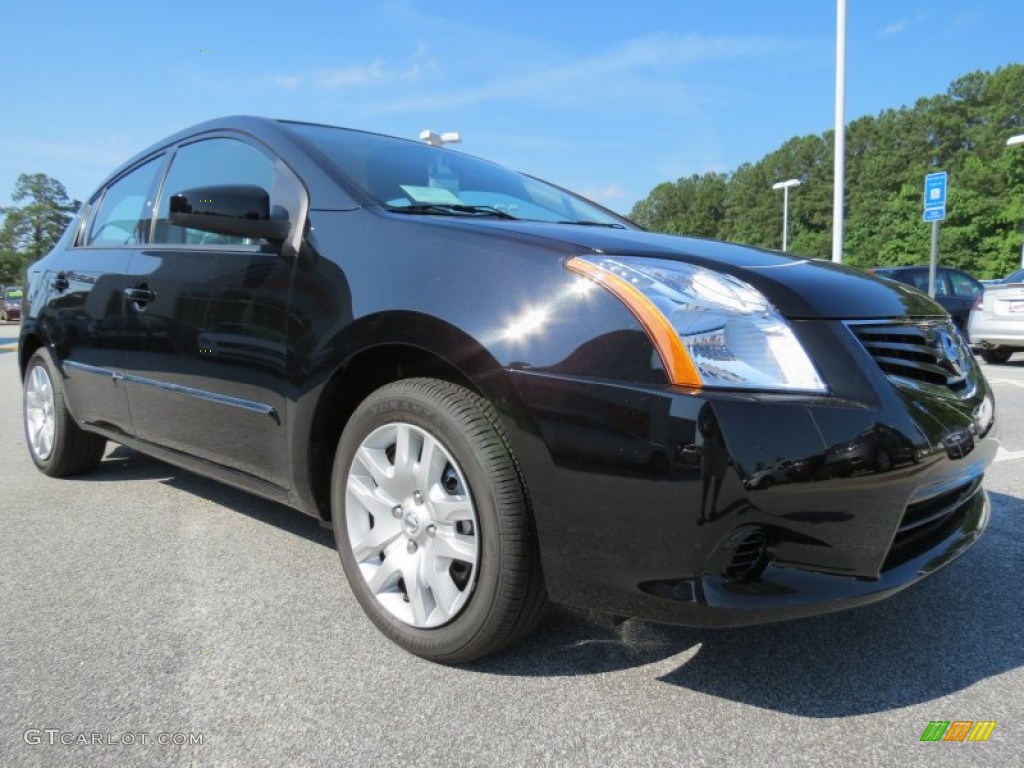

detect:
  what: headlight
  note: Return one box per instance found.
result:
[566,255,827,393]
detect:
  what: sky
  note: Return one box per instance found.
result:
[1,0,1022,215]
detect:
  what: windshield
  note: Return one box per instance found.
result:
[287,122,631,227]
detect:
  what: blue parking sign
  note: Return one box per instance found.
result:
[923,171,947,221]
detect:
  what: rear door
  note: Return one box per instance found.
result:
[119,136,303,488]
[37,156,165,433]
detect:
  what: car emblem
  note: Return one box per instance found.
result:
[403,509,421,536]
[936,328,966,378]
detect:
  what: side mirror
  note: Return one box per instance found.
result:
[169,184,290,242]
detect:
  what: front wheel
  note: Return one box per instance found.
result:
[331,378,547,663]
[23,350,106,477]
[980,347,1013,365]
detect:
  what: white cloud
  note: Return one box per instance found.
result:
[579,183,626,206]
[316,61,390,89]
[363,32,794,115]
[879,20,909,36]
[950,9,980,29]
[259,47,437,92]
[269,75,300,89]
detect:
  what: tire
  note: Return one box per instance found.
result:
[980,347,1013,364]
[331,378,547,663]
[874,449,893,472]
[23,350,106,477]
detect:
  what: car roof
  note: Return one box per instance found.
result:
[874,266,976,277]
[90,116,371,210]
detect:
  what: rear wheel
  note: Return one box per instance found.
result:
[331,378,547,663]
[23,350,106,477]
[874,449,893,472]
[980,347,1013,364]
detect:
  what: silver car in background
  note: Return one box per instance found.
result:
[968,277,1024,363]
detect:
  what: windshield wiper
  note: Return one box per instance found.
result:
[556,220,627,229]
[387,204,518,220]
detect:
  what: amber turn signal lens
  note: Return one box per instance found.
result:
[566,256,702,387]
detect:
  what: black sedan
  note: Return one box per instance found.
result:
[19,117,996,662]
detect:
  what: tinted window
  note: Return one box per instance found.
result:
[155,138,275,246]
[947,270,981,298]
[894,270,930,293]
[87,157,163,246]
[930,273,950,297]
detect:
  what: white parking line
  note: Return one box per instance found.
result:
[995,447,1024,463]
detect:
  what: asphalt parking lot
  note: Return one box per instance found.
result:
[1,326,1022,767]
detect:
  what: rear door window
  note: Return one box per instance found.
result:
[948,270,981,298]
[86,157,164,246]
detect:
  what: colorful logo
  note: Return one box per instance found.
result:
[920,721,997,742]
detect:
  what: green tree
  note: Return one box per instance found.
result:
[629,63,1024,278]
[722,161,776,248]
[0,173,80,283]
[630,172,728,238]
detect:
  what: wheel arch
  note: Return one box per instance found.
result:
[18,330,46,381]
[297,313,540,522]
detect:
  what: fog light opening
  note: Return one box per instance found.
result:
[726,530,770,581]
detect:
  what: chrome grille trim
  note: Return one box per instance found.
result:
[846,319,975,398]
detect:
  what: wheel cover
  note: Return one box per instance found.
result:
[25,364,57,461]
[345,421,480,628]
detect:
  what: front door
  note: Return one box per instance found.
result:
[119,137,301,488]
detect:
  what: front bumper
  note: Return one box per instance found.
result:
[503,319,996,627]
[652,483,988,627]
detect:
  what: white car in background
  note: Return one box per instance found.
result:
[968,276,1024,363]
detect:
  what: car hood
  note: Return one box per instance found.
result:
[439,218,944,321]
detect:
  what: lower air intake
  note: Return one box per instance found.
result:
[727,530,769,581]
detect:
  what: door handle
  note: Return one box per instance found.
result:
[123,287,156,303]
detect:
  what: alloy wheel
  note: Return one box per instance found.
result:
[25,364,57,461]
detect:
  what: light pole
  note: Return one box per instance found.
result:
[1009,134,1024,267]
[832,0,847,263]
[420,130,461,147]
[772,179,802,251]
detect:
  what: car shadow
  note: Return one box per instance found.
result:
[473,490,1024,716]
[979,355,1023,368]
[84,445,334,547]
[76,447,1024,716]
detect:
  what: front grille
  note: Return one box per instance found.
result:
[883,477,981,570]
[847,320,972,396]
